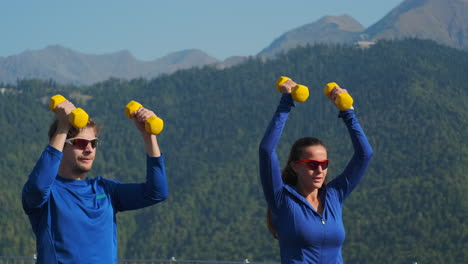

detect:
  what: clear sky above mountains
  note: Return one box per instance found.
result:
[1,0,403,60]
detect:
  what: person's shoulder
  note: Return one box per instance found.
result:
[323,181,340,197]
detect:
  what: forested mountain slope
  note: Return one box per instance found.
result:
[0,39,466,263]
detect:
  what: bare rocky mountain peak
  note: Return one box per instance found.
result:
[319,14,366,32]
[258,14,365,57]
[366,0,468,49]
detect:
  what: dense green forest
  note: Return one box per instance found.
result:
[0,39,467,264]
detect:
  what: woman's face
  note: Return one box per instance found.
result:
[291,145,328,191]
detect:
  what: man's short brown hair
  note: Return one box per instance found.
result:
[48,118,101,140]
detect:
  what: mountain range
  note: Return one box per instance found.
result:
[0,0,466,85]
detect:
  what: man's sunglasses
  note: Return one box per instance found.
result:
[65,137,99,150]
[294,159,329,170]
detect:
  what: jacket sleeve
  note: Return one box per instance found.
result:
[109,154,168,212]
[259,94,294,210]
[328,109,374,202]
[22,145,63,214]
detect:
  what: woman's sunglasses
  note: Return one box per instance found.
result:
[294,159,329,170]
[65,137,99,150]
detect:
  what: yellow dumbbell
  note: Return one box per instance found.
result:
[323,82,354,111]
[125,101,164,135]
[49,94,89,128]
[276,76,309,102]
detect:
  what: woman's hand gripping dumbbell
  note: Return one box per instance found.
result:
[323,82,354,110]
[276,76,309,102]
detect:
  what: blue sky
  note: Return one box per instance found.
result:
[1,0,403,60]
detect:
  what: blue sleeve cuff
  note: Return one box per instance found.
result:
[280,94,295,107]
[338,109,355,120]
[277,94,295,113]
[46,144,64,159]
[147,153,164,165]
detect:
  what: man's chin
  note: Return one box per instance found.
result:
[74,165,93,174]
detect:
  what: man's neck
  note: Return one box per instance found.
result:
[58,167,87,180]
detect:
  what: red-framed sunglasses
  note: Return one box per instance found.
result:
[294,159,329,170]
[65,137,99,150]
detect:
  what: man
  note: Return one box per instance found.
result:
[22,99,168,263]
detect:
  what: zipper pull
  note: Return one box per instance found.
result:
[322,219,325,225]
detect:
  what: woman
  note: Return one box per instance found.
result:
[259,78,373,263]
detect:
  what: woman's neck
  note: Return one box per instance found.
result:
[297,185,323,213]
[297,184,319,201]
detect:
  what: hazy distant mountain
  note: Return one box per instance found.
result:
[0,45,219,85]
[215,56,249,69]
[258,15,365,58]
[147,49,219,76]
[365,0,468,50]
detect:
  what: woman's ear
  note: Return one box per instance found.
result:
[289,162,298,173]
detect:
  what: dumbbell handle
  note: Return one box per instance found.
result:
[276,76,309,102]
[323,82,354,111]
[49,94,89,128]
[125,101,164,135]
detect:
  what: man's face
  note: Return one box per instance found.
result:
[61,127,97,176]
